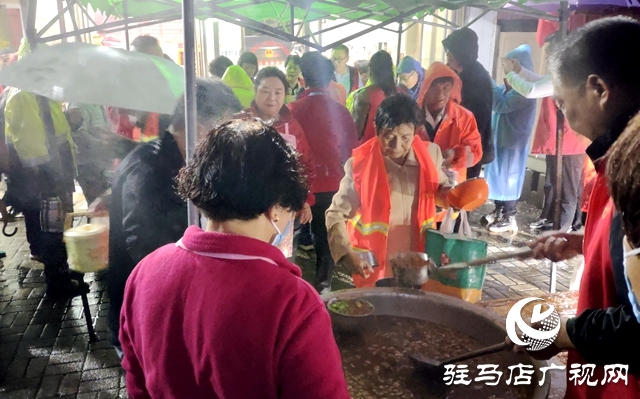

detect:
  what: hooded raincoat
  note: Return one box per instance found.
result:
[221,66,255,109]
[416,62,482,182]
[484,45,537,202]
[442,28,494,165]
[396,56,425,101]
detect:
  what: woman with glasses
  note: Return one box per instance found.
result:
[120,120,349,399]
[235,67,315,256]
[397,56,426,101]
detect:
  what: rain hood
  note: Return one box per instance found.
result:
[506,44,534,72]
[416,62,462,110]
[442,28,479,68]
[397,56,425,100]
[221,65,255,109]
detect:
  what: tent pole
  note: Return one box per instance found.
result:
[290,5,295,35]
[124,0,131,50]
[183,0,200,226]
[56,0,68,42]
[213,20,220,58]
[25,0,38,49]
[396,22,402,65]
[553,0,569,231]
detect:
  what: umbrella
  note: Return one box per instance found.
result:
[0,42,184,114]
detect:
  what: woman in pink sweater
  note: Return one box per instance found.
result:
[119,120,349,399]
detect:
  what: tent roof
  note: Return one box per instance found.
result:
[82,1,513,20]
[50,0,559,49]
[80,0,557,25]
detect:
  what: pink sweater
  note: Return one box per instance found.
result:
[120,226,349,399]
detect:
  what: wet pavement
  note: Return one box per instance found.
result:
[0,200,580,398]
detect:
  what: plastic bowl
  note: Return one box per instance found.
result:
[447,178,489,211]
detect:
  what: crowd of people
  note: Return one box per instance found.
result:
[2,14,640,399]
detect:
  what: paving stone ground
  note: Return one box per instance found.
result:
[0,200,580,398]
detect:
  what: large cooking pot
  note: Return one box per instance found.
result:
[322,288,555,399]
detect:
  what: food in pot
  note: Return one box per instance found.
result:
[336,315,533,399]
[328,299,374,317]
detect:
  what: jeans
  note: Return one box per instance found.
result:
[311,192,336,291]
[540,154,585,231]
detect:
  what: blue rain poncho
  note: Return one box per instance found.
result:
[484,45,537,201]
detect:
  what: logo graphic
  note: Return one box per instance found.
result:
[506,297,560,351]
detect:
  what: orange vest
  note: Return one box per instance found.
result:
[347,137,440,287]
[133,112,160,142]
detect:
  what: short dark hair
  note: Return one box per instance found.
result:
[176,120,308,222]
[543,31,564,55]
[300,52,333,88]
[369,51,395,96]
[332,44,349,56]
[170,78,242,131]
[607,113,640,248]
[284,54,301,68]
[549,17,640,92]
[254,67,289,92]
[375,94,420,134]
[237,52,258,68]
[131,35,160,53]
[209,56,233,78]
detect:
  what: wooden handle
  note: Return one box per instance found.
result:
[442,342,509,365]
[438,248,534,270]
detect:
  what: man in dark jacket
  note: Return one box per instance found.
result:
[331,44,360,95]
[442,28,494,178]
[509,17,640,396]
[289,52,359,294]
[107,79,241,354]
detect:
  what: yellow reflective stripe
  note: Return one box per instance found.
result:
[420,217,435,233]
[349,214,389,236]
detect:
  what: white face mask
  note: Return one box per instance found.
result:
[624,236,640,259]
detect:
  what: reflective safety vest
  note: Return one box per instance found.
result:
[347,137,440,287]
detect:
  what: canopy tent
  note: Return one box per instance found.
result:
[33,0,560,49]
[19,0,569,227]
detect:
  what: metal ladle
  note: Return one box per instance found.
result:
[409,342,509,376]
[437,248,534,270]
[389,252,433,287]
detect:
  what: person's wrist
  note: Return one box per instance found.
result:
[555,317,575,350]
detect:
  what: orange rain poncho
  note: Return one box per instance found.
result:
[416,62,482,182]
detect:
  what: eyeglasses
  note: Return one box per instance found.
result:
[398,71,415,82]
[331,56,347,63]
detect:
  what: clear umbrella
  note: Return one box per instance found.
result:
[0,42,185,114]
